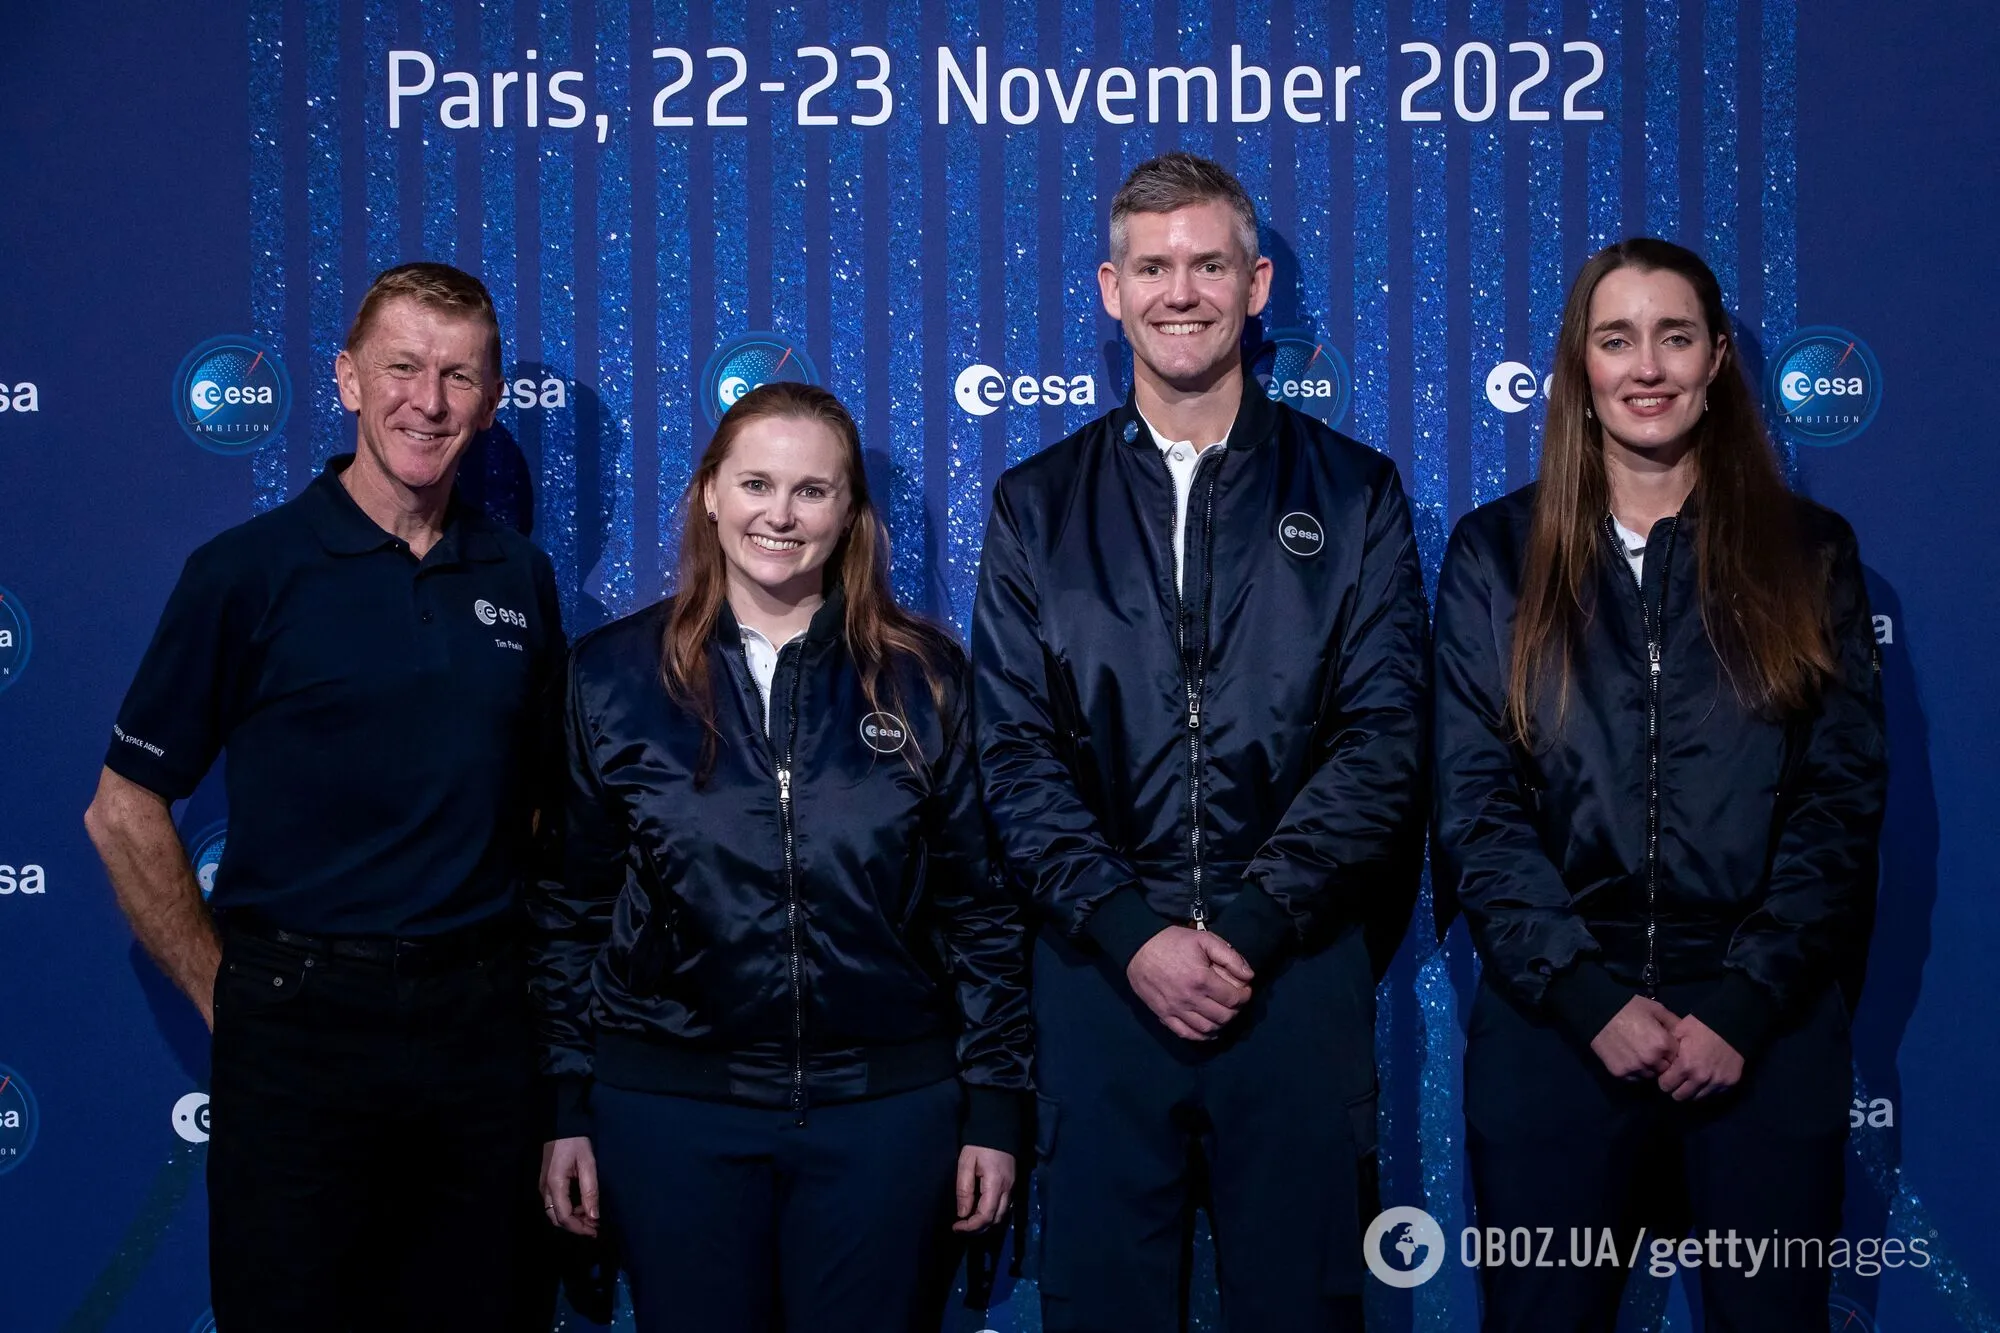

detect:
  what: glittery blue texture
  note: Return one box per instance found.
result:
[711,0,748,342]
[306,0,344,470]
[248,0,287,512]
[1850,1073,2000,1330]
[596,0,637,617]
[1469,0,1507,508]
[1761,0,1796,460]
[1005,0,1039,468]
[421,0,457,263]
[539,16,580,627]
[943,0,983,638]
[1227,0,1269,333]
[1349,0,1388,452]
[1645,0,1680,238]
[480,1,517,376]
[769,5,808,337]
[885,0,926,612]
[1060,0,1098,437]
[1702,0,1740,307]
[1175,0,1212,159]
[365,3,399,280]
[1527,0,1564,472]
[826,7,866,434]
[1587,0,1624,251]
[1291,0,1330,412]
[655,0,694,588]
[1407,0,1455,1317]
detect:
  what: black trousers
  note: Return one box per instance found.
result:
[1031,925,1377,1333]
[207,924,538,1332]
[1464,977,1851,1333]
[591,1078,962,1333]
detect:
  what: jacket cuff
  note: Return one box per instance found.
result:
[1082,888,1170,971]
[1690,972,1779,1065]
[550,1074,594,1141]
[1209,885,1295,975]
[961,1084,1029,1157]
[1541,959,1633,1046]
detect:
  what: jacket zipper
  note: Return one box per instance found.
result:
[1604,515,1677,996]
[746,637,811,1125]
[777,654,806,1122]
[1174,450,1223,928]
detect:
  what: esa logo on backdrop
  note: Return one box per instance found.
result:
[1485,360,1552,413]
[0,585,31,695]
[174,335,292,455]
[1251,332,1351,428]
[500,373,569,411]
[0,863,45,896]
[700,333,819,426]
[0,380,38,413]
[1768,327,1881,447]
[953,364,1099,416]
[0,1064,40,1175]
[185,821,227,900]
[173,1091,212,1144]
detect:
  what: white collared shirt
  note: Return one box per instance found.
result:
[1139,411,1229,593]
[1611,516,1648,584]
[739,623,802,734]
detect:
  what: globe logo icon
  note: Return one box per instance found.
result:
[1362,1205,1448,1288]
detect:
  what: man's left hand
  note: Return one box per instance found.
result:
[953,1145,1016,1233]
[1656,1014,1745,1101]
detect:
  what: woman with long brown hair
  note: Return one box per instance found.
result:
[1432,238,1885,1330]
[526,382,1031,1332]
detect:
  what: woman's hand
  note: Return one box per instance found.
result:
[952,1145,1016,1233]
[1589,995,1681,1079]
[541,1136,601,1237]
[1656,1014,1746,1101]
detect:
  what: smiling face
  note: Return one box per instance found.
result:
[701,414,855,611]
[334,295,499,500]
[1099,199,1272,397]
[1584,265,1726,461]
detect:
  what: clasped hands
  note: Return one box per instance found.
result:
[1126,925,1256,1041]
[1590,995,1744,1101]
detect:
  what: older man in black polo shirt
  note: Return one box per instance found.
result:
[84,263,565,1330]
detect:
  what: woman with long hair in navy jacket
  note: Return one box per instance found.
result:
[1432,238,1885,1331]
[527,382,1032,1332]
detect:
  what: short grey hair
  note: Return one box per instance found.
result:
[1107,152,1261,266]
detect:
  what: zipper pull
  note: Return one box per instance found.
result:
[1187,696,1201,729]
[778,768,791,803]
[1648,642,1661,675]
[1191,910,1208,931]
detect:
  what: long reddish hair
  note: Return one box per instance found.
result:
[1506,238,1836,740]
[662,382,950,774]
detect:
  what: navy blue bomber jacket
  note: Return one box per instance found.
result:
[528,593,1033,1152]
[1431,486,1887,1060]
[972,387,1431,998]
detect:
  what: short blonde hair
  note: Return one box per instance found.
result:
[343,262,503,380]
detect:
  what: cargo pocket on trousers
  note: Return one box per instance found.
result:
[218,938,313,1015]
[1324,1088,1379,1297]
[1031,1094,1068,1298]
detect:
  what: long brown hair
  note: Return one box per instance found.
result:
[662,381,951,774]
[1506,238,1835,740]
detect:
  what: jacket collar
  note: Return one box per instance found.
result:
[1110,371,1280,454]
[302,454,505,563]
[714,584,847,653]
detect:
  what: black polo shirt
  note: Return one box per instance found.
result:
[105,455,566,936]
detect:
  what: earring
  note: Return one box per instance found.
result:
[1703,393,1710,412]
[1584,405,1594,421]
[705,510,717,522]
